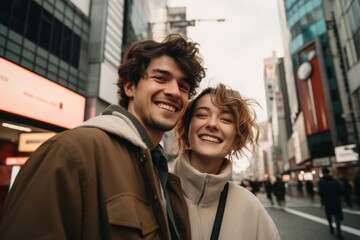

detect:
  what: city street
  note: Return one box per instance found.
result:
[257,193,360,240]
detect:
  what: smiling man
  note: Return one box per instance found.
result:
[0,34,206,240]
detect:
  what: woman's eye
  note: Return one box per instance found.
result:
[221,117,233,123]
[195,113,207,118]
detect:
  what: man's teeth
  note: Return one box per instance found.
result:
[157,103,176,112]
[200,135,220,143]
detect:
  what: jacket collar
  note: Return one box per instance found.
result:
[172,151,232,204]
[101,105,154,150]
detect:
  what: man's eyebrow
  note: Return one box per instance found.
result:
[150,68,189,83]
[150,68,171,76]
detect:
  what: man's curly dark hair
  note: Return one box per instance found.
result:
[117,34,206,108]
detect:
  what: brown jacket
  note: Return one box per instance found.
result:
[0,106,190,240]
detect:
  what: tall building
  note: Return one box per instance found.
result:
[277,0,359,181]
[264,52,292,177]
[330,0,360,156]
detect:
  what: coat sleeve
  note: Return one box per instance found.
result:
[0,138,84,239]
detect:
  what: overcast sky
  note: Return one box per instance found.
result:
[168,0,284,122]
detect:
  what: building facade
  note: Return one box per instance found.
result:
[275,0,360,184]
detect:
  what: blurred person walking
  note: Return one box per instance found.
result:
[171,83,280,239]
[305,180,315,202]
[264,178,274,206]
[273,176,286,207]
[297,180,304,197]
[0,34,206,240]
[339,176,353,208]
[318,168,344,239]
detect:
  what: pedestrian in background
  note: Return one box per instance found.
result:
[273,176,286,207]
[339,176,353,208]
[355,170,360,207]
[0,34,206,239]
[305,180,315,202]
[297,179,304,197]
[264,177,274,206]
[318,167,343,239]
[171,83,280,239]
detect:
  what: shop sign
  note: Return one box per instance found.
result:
[18,132,56,152]
[334,144,359,163]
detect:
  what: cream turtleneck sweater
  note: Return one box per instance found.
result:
[171,151,280,240]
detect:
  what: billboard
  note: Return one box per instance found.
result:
[0,57,85,129]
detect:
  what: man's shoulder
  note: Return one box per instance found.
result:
[53,127,130,148]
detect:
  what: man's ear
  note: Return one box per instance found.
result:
[124,81,134,97]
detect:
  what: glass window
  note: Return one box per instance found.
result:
[5,50,20,63]
[59,69,68,79]
[26,1,41,44]
[49,53,59,64]
[48,62,58,74]
[59,78,67,86]
[7,41,21,54]
[10,0,28,33]
[22,48,35,61]
[0,24,7,35]
[0,1,11,26]
[39,9,53,51]
[37,46,48,58]
[60,60,69,70]
[46,72,57,81]
[8,30,22,44]
[35,56,47,67]
[43,1,54,13]
[54,10,63,21]
[0,35,5,47]
[55,0,65,12]
[69,74,77,84]
[24,39,35,50]
[65,6,74,20]
[316,20,326,35]
[20,58,34,70]
[34,65,46,76]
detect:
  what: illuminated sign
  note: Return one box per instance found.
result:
[335,144,359,163]
[0,57,85,129]
[18,132,56,152]
[5,157,29,166]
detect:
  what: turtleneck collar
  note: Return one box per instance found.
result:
[172,151,232,205]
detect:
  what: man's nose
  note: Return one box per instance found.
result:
[163,79,181,97]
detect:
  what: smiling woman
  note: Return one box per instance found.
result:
[171,83,280,240]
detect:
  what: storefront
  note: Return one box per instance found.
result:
[0,57,86,213]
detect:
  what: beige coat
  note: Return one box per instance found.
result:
[172,152,280,240]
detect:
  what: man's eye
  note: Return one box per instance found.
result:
[179,84,190,93]
[153,76,165,81]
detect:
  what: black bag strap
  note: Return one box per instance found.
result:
[210,182,229,240]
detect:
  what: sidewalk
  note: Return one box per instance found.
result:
[257,192,360,215]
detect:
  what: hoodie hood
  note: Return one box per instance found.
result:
[76,105,151,150]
